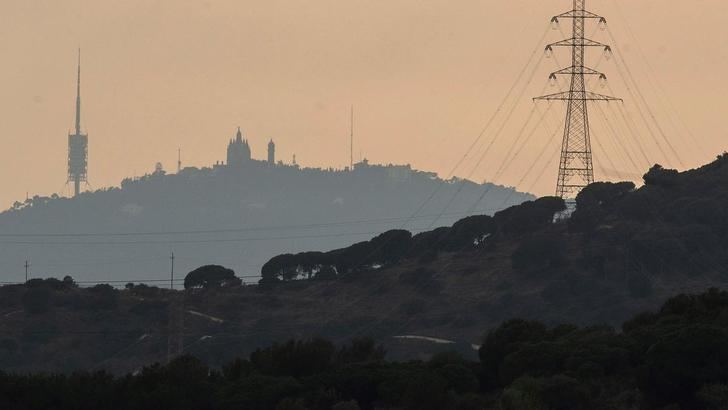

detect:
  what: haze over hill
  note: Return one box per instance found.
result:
[0,1,720,209]
[3,155,728,374]
[0,140,533,284]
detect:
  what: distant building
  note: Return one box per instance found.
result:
[386,164,412,183]
[267,139,275,164]
[227,127,251,167]
[353,158,370,171]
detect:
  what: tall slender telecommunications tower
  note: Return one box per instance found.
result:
[535,0,620,199]
[68,49,88,197]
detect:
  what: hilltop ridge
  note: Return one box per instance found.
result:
[0,155,533,284]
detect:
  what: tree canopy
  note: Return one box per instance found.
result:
[184,265,242,289]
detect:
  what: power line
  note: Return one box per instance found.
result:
[0,210,505,239]
[0,276,262,285]
[609,0,706,160]
[0,228,437,246]
[605,27,682,168]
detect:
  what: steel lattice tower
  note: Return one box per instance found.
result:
[535,0,620,199]
[68,49,88,197]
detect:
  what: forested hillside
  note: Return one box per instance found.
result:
[4,289,728,409]
[262,155,728,287]
[2,156,728,376]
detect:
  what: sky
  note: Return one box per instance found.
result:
[0,0,725,209]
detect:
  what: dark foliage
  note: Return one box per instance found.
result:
[511,233,566,271]
[259,197,569,284]
[570,181,635,232]
[184,265,242,290]
[492,196,566,236]
[4,289,728,409]
[21,287,52,315]
[644,164,679,187]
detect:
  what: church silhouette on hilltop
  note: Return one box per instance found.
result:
[226,127,275,167]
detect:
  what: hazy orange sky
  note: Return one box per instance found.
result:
[0,0,724,209]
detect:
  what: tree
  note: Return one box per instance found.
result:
[644,164,679,187]
[336,338,386,364]
[184,265,241,290]
[402,372,450,410]
[367,229,413,265]
[443,215,495,251]
[494,197,566,236]
[479,319,548,388]
[250,339,336,378]
[261,254,299,284]
[62,275,77,288]
[570,181,634,232]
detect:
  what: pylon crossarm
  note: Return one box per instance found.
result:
[534,91,622,102]
[550,66,605,77]
[547,38,609,48]
[552,10,604,20]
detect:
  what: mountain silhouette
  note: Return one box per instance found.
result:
[0,158,533,284]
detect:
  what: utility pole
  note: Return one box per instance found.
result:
[166,250,183,364]
[535,0,621,199]
[24,260,30,283]
[170,251,175,290]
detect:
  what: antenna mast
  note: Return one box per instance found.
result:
[535,0,620,199]
[68,48,89,197]
[350,105,354,170]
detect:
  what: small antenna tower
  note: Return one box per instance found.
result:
[350,105,354,170]
[535,0,621,199]
[177,148,182,173]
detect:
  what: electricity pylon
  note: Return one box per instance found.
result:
[535,0,621,199]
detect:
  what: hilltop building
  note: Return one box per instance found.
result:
[225,128,279,168]
[226,127,251,167]
[268,139,275,164]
